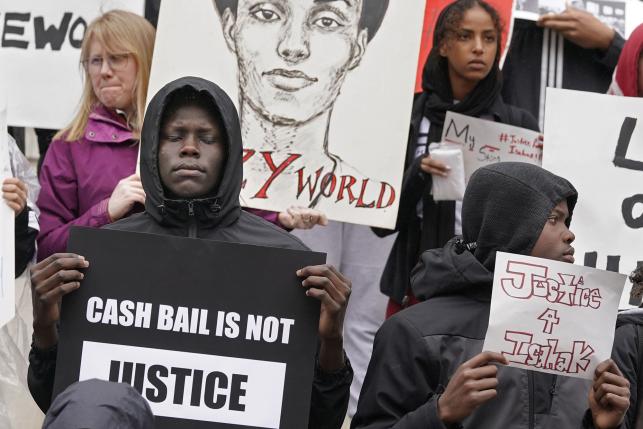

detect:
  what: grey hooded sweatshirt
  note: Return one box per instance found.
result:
[352,163,592,429]
[42,379,154,429]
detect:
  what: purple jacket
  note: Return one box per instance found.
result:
[37,105,283,261]
[37,105,137,261]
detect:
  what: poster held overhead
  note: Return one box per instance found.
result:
[542,88,643,307]
[483,252,626,379]
[147,0,425,229]
[54,227,324,429]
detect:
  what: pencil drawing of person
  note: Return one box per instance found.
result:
[213,0,396,211]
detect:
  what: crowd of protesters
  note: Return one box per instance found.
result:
[3,1,643,428]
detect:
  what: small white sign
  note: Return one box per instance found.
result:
[441,111,542,183]
[0,100,15,328]
[79,341,287,428]
[483,252,626,379]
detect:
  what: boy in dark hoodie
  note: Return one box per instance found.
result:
[28,77,352,429]
[352,162,629,429]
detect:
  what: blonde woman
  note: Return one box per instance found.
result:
[36,10,155,260]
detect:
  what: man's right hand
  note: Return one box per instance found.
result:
[437,351,508,425]
[30,253,89,349]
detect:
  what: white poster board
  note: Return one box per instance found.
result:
[147,0,425,229]
[484,252,626,379]
[0,0,144,129]
[0,98,15,327]
[543,88,643,308]
[441,111,542,183]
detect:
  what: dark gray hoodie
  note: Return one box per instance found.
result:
[42,379,154,429]
[353,162,590,429]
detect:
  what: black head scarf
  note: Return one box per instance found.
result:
[421,0,503,143]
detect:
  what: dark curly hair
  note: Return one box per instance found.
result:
[433,0,504,61]
[213,0,389,42]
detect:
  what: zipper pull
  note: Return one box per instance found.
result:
[187,201,195,217]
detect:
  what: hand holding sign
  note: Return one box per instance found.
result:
[30,253,88,349]
[589,359,630,429]
[537,7,615,51]
[297,264,351,372]
[2,177,28,215]
[437,351,508,424]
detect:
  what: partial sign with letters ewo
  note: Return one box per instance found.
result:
[54,227,324,429]
[484,252,626,379]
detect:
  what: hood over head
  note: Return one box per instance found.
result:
[42,379,154,429]
[141,76,242,228]
[463,162,577,271]
[412,162,577,300]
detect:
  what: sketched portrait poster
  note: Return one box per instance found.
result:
[147,0,425,228]
[414,0,515,92]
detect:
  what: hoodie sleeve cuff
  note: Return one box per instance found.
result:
[593,31,624,69]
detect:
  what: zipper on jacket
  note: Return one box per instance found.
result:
[187,201,197,238]
[528,371,535,429]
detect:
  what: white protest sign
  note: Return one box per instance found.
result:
[148,0,424,229]
[543,88,643,308]
[0,0,144,129]
[441,111,542,183]
[0,97,15,327]
[484,252,626,379]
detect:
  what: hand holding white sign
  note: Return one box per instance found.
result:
[588,359,630,429]
[484,252,626,379]
[2,177,28,215]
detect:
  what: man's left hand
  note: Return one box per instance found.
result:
[297,264,351,372]
[2,178,28,216]
[588,359,630,429]
[537,7,615,51]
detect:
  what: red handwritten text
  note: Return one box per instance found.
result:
[500,261,602,309]
[503,330,594,374]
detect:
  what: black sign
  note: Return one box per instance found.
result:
[54,227,324,429]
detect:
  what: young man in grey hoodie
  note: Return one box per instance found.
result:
[352,162,629,429]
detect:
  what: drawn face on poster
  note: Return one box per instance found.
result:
[213,0,406,222]
[216,0,371,128]
[147,0,424,228]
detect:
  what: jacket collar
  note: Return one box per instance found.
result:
[85,104,134,144]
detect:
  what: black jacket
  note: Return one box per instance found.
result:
[28,77,351,429]
[15,206,37,276]
[502,19,624,127]
[354,163,589,429]
[373,95,539,304]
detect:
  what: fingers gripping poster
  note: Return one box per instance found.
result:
[484,252,626,379]
[55,228,324,428]
[147,0,425,229]
[542,89,643,307]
